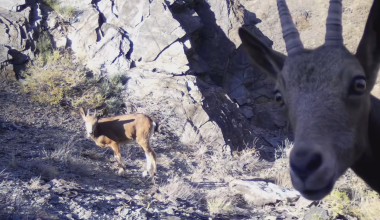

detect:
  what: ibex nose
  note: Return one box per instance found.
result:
[290,149,323,182]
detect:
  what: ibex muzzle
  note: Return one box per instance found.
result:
[239,0,380,200]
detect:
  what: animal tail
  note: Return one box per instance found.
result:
[150,120,159,137]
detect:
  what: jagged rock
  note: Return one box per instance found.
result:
[134,41,189,73]
[167,1,203,34]
[241,106,254,119]
[0,45,9,65]
[2,0,29,11]
[0,8,30,52]
[50,28,67,48]
[130,0,185,62]
[87,24,131,74]
[124,68,229,150]
[0,3,40,76]
[229,180,301,206]
[68,4,99,56]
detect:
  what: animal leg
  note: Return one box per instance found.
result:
[109,142,126,175]
[137,139,157,177]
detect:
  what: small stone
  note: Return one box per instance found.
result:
[105,195,115,200]
[153,192,166,201]
[167,217,181,220]
[165,206,175,215]
[115,193,132,201]
[304,206,328,220]
[296,196,315,209]
[36,198,45,204]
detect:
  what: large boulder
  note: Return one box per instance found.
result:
[0,1,41,78]
[53,0,200,75]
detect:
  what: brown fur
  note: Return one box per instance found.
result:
[79,108,157,177]
[238,0,380,200]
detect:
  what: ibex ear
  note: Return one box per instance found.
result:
[79,108,86,119]
[355,0,380,91]
[238,27,287,79]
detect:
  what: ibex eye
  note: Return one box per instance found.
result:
[349,76,366,95]
[274,90,284,105]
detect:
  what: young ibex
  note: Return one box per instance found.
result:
[239,0,380,200]
[79,108,157,177]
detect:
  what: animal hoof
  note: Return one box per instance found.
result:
[118,168,126,176]
[141,171,149,177]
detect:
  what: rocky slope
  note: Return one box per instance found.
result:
[0,0,378,219]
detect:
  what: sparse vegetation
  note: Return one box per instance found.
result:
[323,190,352,218]
[35,31,53,64]
[159,176,202,204]
[206,189,236,216]
[22,50,125,113]
[28,176,42,190]
[353,190,380,220]
[42,0,76,18]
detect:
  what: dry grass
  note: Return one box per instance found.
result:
[22,50,125,113]
[44,136,79,163]
[352,191,380,220]
[28,176,42,190]
[0,172,47,219]
[32,162,59,181]
[159,176,202,204]
[205,188,237,216]
[43,0,76,19]
[257,139,293,188]
[294,13,310,31]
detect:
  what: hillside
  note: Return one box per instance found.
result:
[0,0,379,219]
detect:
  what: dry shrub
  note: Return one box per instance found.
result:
[206,188,236,216]
[22,50,125,113]
[159,176,202,203]
[31,162,59,181]
[28,177,42,190]
[332,168,380,219]
[322,190,352,218]
[352,190,380,220]
[260,139,293,188]
[43,0,76,18]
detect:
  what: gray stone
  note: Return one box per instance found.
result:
[87,24,131,74]
[229,179,300,206]
[241,106,254,119]
[165,206,175,215]
[304,206,329,220]
[135,41,189,73]
[296,196,315,209]
[130,0,185,62]
[67,4,99,57]
[2,0,28,11]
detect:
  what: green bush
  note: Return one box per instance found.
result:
[35,31,53,64]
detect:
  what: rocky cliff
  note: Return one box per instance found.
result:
[0,0,290,155]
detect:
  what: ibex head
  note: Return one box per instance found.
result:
[239,0,379,200]
[79,108,99,138]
